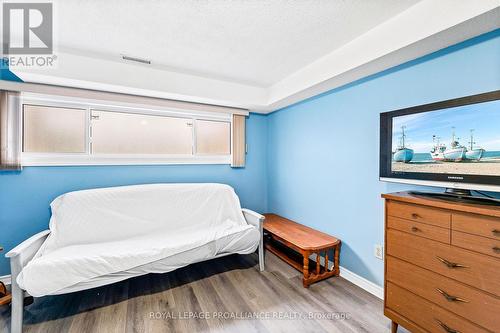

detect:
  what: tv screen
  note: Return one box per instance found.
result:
[380,90,500,190]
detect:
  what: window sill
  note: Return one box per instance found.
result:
[21,154,232,166]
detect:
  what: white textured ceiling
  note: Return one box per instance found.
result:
[55,0,420,86]
[10,0,499,112]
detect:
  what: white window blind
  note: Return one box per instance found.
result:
[231,114,246,167]
[0,91,21,170]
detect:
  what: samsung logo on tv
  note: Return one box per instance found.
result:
[447,176,464,180]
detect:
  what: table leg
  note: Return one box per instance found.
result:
[334,243,340,276]
[302,250,310,288]
[325,251,329,271]
[391,321,398,333]
[316,251,321,275]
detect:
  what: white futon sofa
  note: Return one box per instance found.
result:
[6,183,265,333]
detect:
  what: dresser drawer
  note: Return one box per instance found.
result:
[387,201,450,228]
[386,282,488,333]
[452,230,500,258]
[386,256,500,332]
[387,216,450,243]
[453,213,500,240]
[387,229,500,296]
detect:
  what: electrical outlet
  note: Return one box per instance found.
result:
[374,244,384,260]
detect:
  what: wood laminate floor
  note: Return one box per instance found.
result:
[0,252,408,333]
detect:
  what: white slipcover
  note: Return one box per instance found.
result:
[18,183,258,296]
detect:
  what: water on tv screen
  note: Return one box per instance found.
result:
[391,99,500,176]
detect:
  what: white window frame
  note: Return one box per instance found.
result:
[19,93,233,166]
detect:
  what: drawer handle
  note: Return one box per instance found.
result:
[435,256,469,269]
[411,226,420,232]
[493,229,500,237]
[411,213,421,219]
[493,246,500,254]
[436,288,469,303]
[435,319,460,333]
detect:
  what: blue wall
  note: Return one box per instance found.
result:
[0,63,22,82]
[0,114,268,275]
[1,31,499,284]
[267,30,500,287]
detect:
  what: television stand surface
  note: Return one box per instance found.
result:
[408,190,500,206]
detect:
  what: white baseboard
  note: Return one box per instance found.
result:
[0,275,11,286]
[339,266,384,300]
[308,255,384,300]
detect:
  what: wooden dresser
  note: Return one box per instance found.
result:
[382,192,500,333]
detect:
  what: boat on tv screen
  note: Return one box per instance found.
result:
[391,99,500,176]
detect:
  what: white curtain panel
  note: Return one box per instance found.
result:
[0,90,22,170]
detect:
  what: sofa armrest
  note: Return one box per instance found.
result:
[7,230,49,333]
[242,208,265,228]
[6,230,50,259]
[242,209,265,271]
[7,229,50,289]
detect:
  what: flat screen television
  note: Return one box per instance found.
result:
[380,90,500,198]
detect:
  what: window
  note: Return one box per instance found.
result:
[196,120,230,155]
[20,97,235,166]
[91,110,193,155]
[23,105,87,153]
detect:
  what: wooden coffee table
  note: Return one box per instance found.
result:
[263,214,341,288]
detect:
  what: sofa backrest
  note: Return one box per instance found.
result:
[42,183,246,251]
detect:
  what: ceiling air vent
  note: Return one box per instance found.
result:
[121,55,151,65]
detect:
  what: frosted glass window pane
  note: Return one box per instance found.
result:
[91,110,193,154]
[23,105,86,153]
[196,120,230,155]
